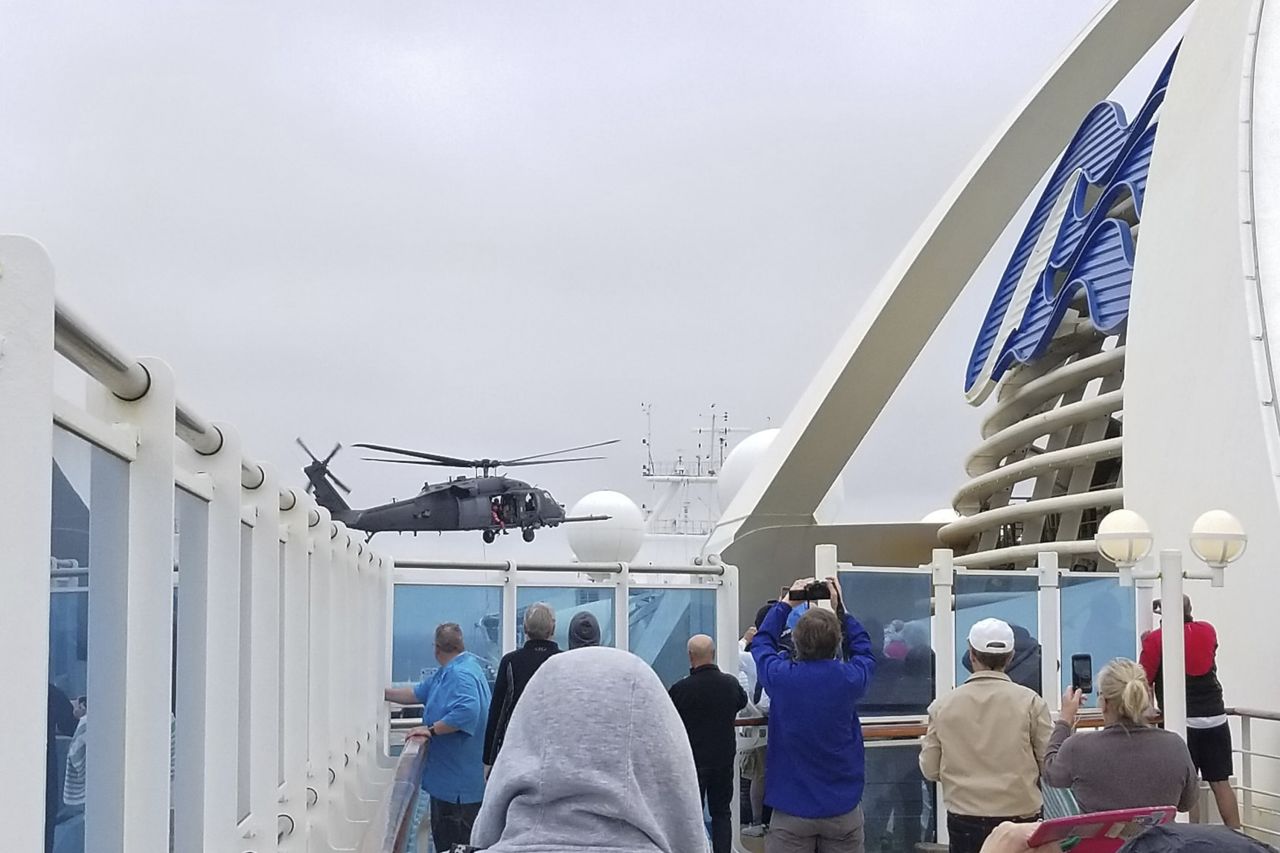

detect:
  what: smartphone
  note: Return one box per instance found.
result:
[1071,653,1093,694]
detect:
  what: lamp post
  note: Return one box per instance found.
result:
[1095,509,1247,745]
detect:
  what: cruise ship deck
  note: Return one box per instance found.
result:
[12,1,1280,851]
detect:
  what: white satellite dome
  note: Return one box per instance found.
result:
[717,429,781,507]
[566,491,645,563]
[921,507,961,524]
[717,428,844,523]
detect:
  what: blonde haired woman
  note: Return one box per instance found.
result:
[1042,659,1198,814]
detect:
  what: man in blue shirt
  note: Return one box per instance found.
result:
[752,577,876,853]
[385,622,493,852]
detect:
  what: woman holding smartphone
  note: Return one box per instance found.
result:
[1042,659,1198,814]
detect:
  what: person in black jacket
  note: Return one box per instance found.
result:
[483,602,561,769]
[668,634,748,853]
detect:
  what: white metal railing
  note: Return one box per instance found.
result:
[2,235,392,853]
[1230,708,1280,842]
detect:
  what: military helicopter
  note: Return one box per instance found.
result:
[297,437,618,543]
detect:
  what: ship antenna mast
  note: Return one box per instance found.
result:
[641,402,655,475]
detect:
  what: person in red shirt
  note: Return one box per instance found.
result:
[1139,594,1240,830]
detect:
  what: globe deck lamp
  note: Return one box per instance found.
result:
[1189,510,1247,585]
[1095,509,1154,586]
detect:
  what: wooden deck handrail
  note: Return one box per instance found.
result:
[736,710,1136,741]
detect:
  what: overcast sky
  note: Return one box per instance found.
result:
[3,2,1184,561]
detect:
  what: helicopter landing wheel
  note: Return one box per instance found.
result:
[483,529,496,544]
[522,528,536,543]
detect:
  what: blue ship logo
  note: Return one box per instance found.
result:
[963,50,1178,405]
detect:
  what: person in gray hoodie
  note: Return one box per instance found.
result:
[471,646,709,853]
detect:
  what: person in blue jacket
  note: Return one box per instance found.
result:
[385,622,493,853]
[752,576,877,853]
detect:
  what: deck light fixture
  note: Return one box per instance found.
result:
[1095,509,1153,586]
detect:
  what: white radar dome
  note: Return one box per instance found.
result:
[717,428,844,523]
[717,429,781,507]
[567,491,645,563]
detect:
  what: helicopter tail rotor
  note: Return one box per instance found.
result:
[297,437,352,495]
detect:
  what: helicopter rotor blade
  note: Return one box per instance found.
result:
[501,455,608,467]
[328,472,352,494]
[296,437,320,463]
[500,439,621,465]
[359,457,454,467]
[354,443,478,468]
[361,455,607,469]
[323,442,342,465]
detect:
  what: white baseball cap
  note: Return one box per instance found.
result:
[968,618,1015,654]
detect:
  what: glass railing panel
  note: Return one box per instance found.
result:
[391,585,504,688]
[954,573,1041,694]
[862,742,938,853]
[1060,575,1136,707]
[238,522,252,822]
[628,588,715,688]
[48,426,129,853]
[516,586,616,648]
[173,488,207,852]
[839,571,935,716]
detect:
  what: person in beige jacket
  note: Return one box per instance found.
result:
[919,618,1053,853]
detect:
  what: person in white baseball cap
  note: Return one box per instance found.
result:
[919,618,1052,853]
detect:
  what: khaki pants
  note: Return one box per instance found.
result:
[765,804,864,853]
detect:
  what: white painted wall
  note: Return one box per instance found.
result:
[1125,0,1278,714]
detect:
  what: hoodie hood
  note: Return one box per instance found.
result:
[568,612,602,649]
[472,647,708,853]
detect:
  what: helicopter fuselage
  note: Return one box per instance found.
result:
[314,468,567,537]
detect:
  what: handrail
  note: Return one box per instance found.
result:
[357,740,428,853]
[53,298,318,523]
[1230,707,1280,724]
[393,558,725,576]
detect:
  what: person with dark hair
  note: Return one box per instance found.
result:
[384,622,493,853]
[483,603,560,770]
[568,611,601,649]
[669,635,748,853]
[920,618,1052,853]
[752,577,876,852]
[1140,594,1240,830]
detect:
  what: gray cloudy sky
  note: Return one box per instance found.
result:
[2,2,1183,560]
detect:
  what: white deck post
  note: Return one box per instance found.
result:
[0,236,56,852]
[1037,552,1062,710]
[88,357,177,853]
[503,561,519,656]
[245,464,282,851]
[931,549,955,846]
[279,491,313,849]
[1158,550,1188,742]
[616,563,631,652]
[306,509,336,853]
